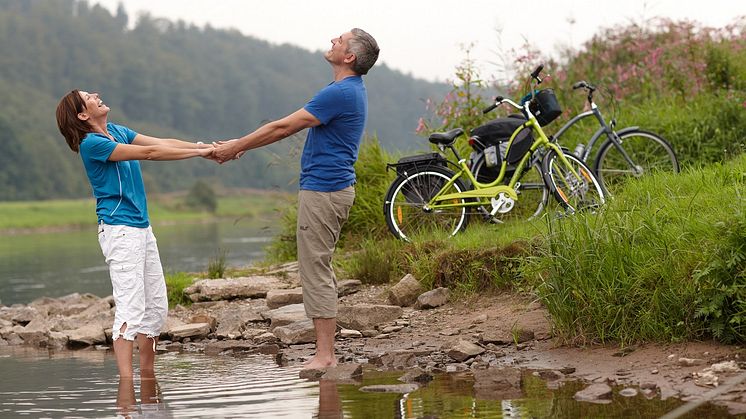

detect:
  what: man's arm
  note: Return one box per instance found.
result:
[214,108,320,163]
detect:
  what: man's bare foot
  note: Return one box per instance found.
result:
[303,356,337,370]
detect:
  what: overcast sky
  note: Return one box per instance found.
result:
[94,0,746,82]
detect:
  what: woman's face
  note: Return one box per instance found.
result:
[77,91,110,119]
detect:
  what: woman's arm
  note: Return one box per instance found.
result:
[132,134,210,149]
[108,143,213,161]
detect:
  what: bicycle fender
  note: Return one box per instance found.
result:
[614,126,640,136]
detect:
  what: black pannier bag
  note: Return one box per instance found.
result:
[388,152,447,177]
[470,116,526,147]
[505,127,535,164]
[387,153,448,203]
[529,89,562,126]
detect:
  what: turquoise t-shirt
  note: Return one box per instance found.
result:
[79,123,149,228]
[301,75,367,192]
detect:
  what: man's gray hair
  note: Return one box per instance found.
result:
[348,28,380,75]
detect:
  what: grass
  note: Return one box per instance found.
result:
[525,154,746,345]
[165,271,197,308]
[0,189,290,231]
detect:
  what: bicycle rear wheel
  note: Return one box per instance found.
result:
[383,166,470,241]
[594,129,679,193]
[471,155,548,222]
[543,150,605,214]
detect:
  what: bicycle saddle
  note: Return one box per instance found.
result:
[428,128,464,146]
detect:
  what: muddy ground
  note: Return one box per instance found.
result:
[281,285,746,414]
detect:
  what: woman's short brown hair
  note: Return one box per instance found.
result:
[56,90,93,152]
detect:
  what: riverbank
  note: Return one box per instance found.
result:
[2,263,745,415]
[0,188,291,234]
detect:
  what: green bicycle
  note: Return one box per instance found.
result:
[383,65,607,241]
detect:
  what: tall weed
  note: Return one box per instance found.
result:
[527,155,746,344]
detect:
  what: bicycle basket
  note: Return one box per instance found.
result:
[529,89,562,126]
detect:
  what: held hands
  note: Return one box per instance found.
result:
[212,139,245,164]
[196,141,219,161]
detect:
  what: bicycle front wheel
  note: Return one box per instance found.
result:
[383,166,470,241]
[543,150,606,215]
[594,129,679,193]
[471,155,548,222]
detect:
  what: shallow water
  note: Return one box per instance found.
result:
[0,220,273,306]
[0,346,733,418]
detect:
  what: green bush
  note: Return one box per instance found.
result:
[185,180,217,213]
[526,155,746,344]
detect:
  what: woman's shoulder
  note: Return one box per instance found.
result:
[106,123,138,143]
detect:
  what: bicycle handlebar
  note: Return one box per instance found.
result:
[530,64,544,80]
[572,80,596,91]
[482,65,546,114]
[482,96,503,114]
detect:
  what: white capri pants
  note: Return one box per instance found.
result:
[98,223,168,341]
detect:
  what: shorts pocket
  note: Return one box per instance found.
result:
[100,226,144,271]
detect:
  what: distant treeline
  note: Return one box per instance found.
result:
[0,0,448,200]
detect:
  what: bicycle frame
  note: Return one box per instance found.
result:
[552,97,642,174]
[424,115,578,211]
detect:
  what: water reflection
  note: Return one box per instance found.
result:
[0,347,735,418]
[0,220,274,305]
[317,379,343,419]
[117,372,169,419]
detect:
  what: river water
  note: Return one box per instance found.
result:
[0,346,728,418]
[0,220,273,306]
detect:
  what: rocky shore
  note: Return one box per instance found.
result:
[2,262,746,414]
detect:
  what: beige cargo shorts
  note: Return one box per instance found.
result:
[296,186,355,319]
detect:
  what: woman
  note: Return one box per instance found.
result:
[55,90,214,378]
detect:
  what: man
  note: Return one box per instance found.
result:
[214,28,379,370]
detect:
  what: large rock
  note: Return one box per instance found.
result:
[447,340,485,362]
[415,287,449,309]
[16,318,51,347]
[0,306,41,325]
[168,323,211,340]
[185,276,290,302]
[337,304,403,331]
[372,350,428,370]
[266,288,304,309]
[386,274,425,307]
[272,320,316,344]
[264,304,308,330]
[337,280,362,297]
[215,306,264,339]
[66,322,107,346]
[322,363,363,382]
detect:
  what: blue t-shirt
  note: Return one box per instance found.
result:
[79,123,149,228]
[301,75,367,192]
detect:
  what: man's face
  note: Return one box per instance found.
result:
[325,31,354,65]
